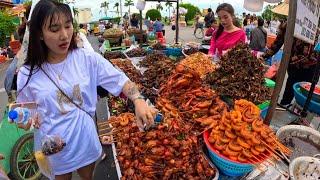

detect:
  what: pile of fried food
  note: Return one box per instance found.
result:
[98,113,216,180]
[157,64,227,133]
[207,99,291,163]
[126,47,148,57]
[183,47,199,56]
[205,43,270,104]
[179,52,215,78]
[107,95,134,116]
[138,52,175,103]
[104,51,127,60]
[151,42,166,50]
[110,59,142,84]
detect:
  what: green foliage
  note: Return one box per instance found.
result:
[262,4,287,21]
[23,0,32,7]
[179,3,200,23]
[146,9,161,21]
[0,11,16,46]
[124,0,134,7]
[165,2,173,8]
[111,17,121,24]
[114,2,120,16]
[156,3,163,11]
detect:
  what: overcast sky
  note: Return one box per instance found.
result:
[73,0,274,21]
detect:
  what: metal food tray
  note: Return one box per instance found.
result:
[276,125,320,154]
[111,142,220,180]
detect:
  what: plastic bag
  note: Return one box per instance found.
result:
[34,133,66,179]
[264,63,279,79]
[41,134,66,156]
[34,131,55,179]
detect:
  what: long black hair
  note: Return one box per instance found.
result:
[22,0,77,87]
[215,3,235,41]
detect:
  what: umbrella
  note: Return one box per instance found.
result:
[243,0,264,12]
[271,2,289,16]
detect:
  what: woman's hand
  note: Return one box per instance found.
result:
[122,81,158,130]
[133,99,157,131]
[16,113,40,130]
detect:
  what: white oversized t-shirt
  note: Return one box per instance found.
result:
[17,48,129,175]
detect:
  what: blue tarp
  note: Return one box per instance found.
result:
[11,0,25,4]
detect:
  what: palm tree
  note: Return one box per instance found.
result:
[114,2,120,17]
[156,3,163,11]
[124,0,134,17]
[101,1,109,16]
[73,7,79,17]
[165,2,173,19]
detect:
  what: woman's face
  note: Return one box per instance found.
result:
[42,13,73,58]
[217,10,234,28]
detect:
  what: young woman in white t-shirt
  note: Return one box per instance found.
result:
[16,0,157,179]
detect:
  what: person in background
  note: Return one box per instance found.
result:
[194,15,204,35]
[263,21,317,107]
[79,24,87,35]
[4,5,31,102]
[130,14,139,28]
[208,3,246,57]
[243,14,249,29]
[205,19,218,37]
[249,17,267,52]
[204,8,215,28]
[98,21,105,34]
[0,47,7,57]
[153,18,165,35]
[87,23,91,35]
[16,1,157,179]
[144,17,153,31]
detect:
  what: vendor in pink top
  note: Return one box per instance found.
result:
[208,3,246,56]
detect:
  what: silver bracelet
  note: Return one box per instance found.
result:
[132,95,145,102]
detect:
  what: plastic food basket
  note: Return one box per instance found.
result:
[203,131,254,177]
[293,82,320,115]
[166,47,183,57]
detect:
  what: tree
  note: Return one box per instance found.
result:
[262,3,287,21]
[23,0,32,7]
[0,11,16,46]
[179,3,200,23]
[156,3,163,11]
[146,9,161,21]
[124,0,134,17]
[101,1,109,16]
[114,2,120,17]
[165,2,173,19]
[73,7,79,17]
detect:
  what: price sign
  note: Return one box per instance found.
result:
[294,0,320,44]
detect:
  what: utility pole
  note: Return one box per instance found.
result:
[120,0,123,18]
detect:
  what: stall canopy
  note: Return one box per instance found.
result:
[99,16,115,21]
[271,2,289,16]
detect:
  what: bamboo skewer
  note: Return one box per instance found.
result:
[261,141,284,160]
[99,127,114,132]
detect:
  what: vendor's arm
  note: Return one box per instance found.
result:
[122,81,157,129]
[208,35,216,56]
[15,67,36,130]
[263,35,284,59]
[94,52,157,130]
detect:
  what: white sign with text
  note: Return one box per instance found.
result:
[294,0,320,44]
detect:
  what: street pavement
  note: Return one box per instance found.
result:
[0,60,11,121]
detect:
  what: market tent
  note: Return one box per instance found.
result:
[271,2,289,16]
[99,16,115,21]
